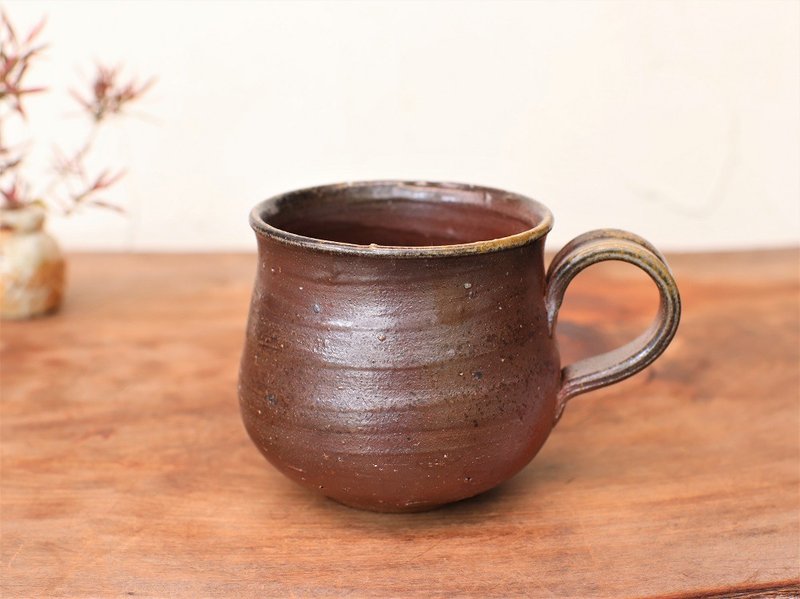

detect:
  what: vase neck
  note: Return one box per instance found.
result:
[0,206,46,233]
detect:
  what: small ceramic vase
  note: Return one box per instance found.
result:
[0,206,65,320]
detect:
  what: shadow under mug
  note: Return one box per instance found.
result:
[239,181,681,512]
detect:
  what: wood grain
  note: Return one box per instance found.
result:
[1,250,798,598]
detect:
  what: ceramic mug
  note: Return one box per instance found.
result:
[239,181,680,512]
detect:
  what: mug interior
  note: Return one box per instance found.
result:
[253,181,552,252]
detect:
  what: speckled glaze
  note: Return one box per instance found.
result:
[0,206,65,320]
[239,181,680,512]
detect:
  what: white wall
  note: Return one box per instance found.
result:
[5,0,799,252]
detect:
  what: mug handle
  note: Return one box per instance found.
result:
[545,229,681,423]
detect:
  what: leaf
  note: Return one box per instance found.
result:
[16,85,45,95]
[24,17,46,44]
[92,169,125,190]
[69,88,92,111]
[86,198,125,213]
[2,11,17,44]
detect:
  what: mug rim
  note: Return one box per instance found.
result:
[249,180,554,257]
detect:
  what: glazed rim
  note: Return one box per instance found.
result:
[249,180,554,258]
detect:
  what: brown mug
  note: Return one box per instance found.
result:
[239,181,681,512]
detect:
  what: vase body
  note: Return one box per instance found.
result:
[0,207,65,320]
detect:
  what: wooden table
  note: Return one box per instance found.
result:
[1,250,798,598]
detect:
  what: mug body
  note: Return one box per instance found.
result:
[239,182,560,512]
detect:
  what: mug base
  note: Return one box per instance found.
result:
[327,495,450,513]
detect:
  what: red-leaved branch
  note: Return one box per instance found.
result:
[0,11,152,214]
